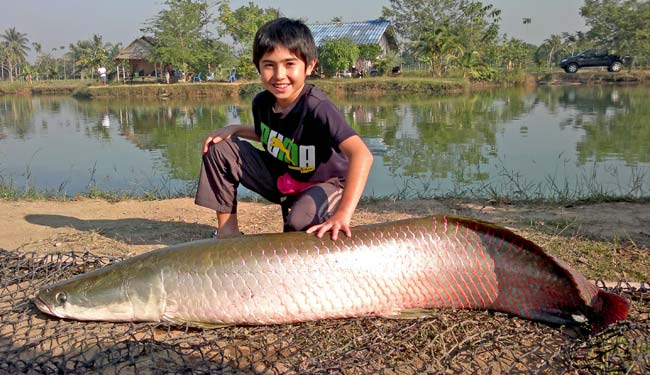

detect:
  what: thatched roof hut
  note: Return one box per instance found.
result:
[114,36,162,82]
[115,36,156,60]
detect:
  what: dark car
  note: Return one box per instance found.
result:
[560,49,624,73]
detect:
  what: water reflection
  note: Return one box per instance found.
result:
[0,85,649,199]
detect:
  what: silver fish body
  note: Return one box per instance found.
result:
[34,215,629,332]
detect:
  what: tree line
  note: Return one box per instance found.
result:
[2,0,649,83]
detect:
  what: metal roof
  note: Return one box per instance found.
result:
[307,20,392,47]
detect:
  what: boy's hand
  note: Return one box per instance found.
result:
[306,213,352,241]
[202,127,234,154]
[202,125,259,154]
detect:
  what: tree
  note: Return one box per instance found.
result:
[31,42,46,80]
[456,50,493,80]
[357,44,383,73]
[318,38,359,77]
[382,0,457,41]
[383,0,500,76]
[561,31,591,56]
[538,34,566,68]
[34,52,57,80]
[143,0,213,77]
[581,0,650,68]
[411,24,462,76]
[358,44,383,62]
[68,35,115,79]
[217,1,280,78]
[497,37,533,71]
[457,1,501,53]
[1,27,30,82]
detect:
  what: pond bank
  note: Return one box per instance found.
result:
[2,78,470,99]
[536,69,650,85]
[0,81,88,96]
[74,77,470,100]
[3,71,650,99]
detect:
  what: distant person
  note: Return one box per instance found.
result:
[195,17,374,240]
[97,66,107,84]
[228,68,237,83]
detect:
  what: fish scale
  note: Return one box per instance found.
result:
[35,215,629,333]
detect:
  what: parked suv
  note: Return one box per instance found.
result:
[560,49,624,73]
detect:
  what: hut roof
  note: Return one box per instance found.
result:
[307,20,398,51]
[114,37,155,61]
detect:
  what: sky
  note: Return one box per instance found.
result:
[1,0,587,61]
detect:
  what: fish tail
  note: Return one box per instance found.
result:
[590,290,630,334]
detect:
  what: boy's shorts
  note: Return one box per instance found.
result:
[195,137,344,231]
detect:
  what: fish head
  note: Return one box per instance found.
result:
[34,261,163,323]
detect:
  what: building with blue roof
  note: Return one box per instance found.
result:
[307,20,399,57]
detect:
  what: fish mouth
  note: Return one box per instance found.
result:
[33,293,63,318]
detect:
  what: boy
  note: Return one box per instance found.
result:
[195,18,373,240]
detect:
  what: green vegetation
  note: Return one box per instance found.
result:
[537,0,650,69]
[142,0,234,79]
[581,0,650,67]
[3,163,649,205]
[318,38,360,77]
[70,77,467,100]
[0,80,88,95]
[216,1,279,79]
[1,27,30,82]
[68,35,121,79]
[2,0,650,87]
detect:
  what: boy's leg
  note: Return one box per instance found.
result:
[284,177,344,231]
[195,138,282,235]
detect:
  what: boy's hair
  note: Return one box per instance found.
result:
[253,18,318,71]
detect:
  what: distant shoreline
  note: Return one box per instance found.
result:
[2,70,649,98]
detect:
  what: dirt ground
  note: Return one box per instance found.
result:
[1,197,649,260]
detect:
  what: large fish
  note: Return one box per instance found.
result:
[34,215,629,333]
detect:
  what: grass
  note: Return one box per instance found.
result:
[529,228,649,281]
[358,161,650,207]
[3,160,650,204]
[70,76,470,100]
[0,80,91,95]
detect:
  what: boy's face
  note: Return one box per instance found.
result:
[259,46,316,110]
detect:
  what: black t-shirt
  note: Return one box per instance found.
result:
[252,84,357,182]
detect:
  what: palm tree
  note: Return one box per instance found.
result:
[1,27,30,82]
[69,34,109,79]
[1,45,7,80]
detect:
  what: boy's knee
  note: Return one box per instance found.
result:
[284,211,317,232]
[204,139,236,162]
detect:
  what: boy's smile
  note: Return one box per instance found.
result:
[259,46,316,111]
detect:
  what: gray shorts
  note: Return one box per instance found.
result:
[195,138,344,231]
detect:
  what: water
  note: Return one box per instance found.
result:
[1,85,649,200]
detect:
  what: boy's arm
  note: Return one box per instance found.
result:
[202,125,259,154]
[306,135,374,240]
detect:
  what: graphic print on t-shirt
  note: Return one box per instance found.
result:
[260,122,316,173]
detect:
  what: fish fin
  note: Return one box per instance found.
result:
[527,307,577,326]
[381,308,437,320]
[589,290,629,334]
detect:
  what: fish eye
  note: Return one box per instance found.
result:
[55,292,67,305]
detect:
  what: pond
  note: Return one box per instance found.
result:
[1,85,649,201]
